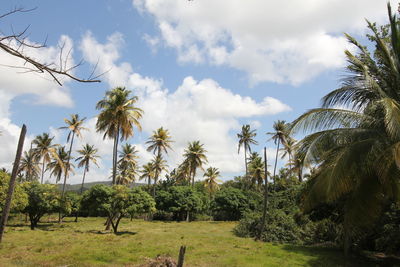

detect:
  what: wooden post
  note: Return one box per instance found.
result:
[258,147,268,240]
[177,245,186,267]
[0,124,27,242]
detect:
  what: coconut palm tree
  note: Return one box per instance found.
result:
[237,125,258,176]
[150,154,168,197]
[19,150,40,181]
[146,127,173,157]
[117,143,138,185]
[59,114,87,197]
[267,120,288,184]
[32,133,57,184]
[76,144,100,194]
[183,141,208,186]
[203,167,221,197]
[140,162,155,187]
[248,153,265,190]
[290,4,400,254]
[47,146,74,184]
[96,87,143,184]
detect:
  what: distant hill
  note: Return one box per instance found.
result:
[56,181,146,193]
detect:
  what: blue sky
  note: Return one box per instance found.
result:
[0,0,394,184]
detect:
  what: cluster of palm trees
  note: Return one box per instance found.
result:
[236,121,302,190]
[18,86,221,199]
[19,116,100,197]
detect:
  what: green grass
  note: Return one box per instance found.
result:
[0,217,370,266]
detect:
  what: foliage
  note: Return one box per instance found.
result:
[155,186,205,221]
[0,171,28,214]
[59,192,81,218]
[22,182,59,229]
[212,187,261,221]
[81,185,155,233]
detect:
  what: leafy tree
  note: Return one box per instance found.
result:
[81,185,155,233]
[0,171,28,214]
[96,87,143,184]
[80,184,113,217]
[19,150,40,182]
[32,133,57,184]
[183,141,208,186]
[75,144,100,194]
[237,125,258,176]
[213,187,261,221]
[59,192,81,222]
[22,182,59,230]
[156,186,204,221]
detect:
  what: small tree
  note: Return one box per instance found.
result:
[0,171,28,214]
[22,183,59,230]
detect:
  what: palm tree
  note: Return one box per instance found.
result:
[150,154,168,197]
[117,143,138,185]
[96,87,143,184]
[146,127,173,157]
[248,153,265,190]
[47,146,74,184]
[267,120,288,184]
[32,133,57,184]
[183,141,208,186]
[76,144,100,194]
[59,114,87,198]
[146,127,173,191]
[19,150,40,181]
[140,162,155,187]
[290,4,400,254]
[203,167,221,197]
[237,125,258,176]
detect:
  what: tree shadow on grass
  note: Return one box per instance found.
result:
[81,230,137,236]
[282,244,377,267]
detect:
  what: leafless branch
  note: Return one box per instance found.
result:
[0,7,102,86]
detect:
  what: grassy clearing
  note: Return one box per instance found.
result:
[0,217,369,266]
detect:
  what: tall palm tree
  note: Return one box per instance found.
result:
[96,87,143,184]
[175,160,191,185]
[146,127,173,191]
[32,133,57,184]
[47,146,74,184]
[19,150,40,182]
[117,143,139,185]
[237,125,258,176]
[150,154,168,197]
[76,144,100,194]
[203,167,221,197]
[290,4,400,254]
[59,114,87,197]
[267,120,288,184]
[183,141,208,186]
[140,162,155,187]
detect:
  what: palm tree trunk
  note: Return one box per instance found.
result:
[41,159,45,184]
[273,140,280,185]
[60,132,75,223]
[244,147,248,176]
[80,167,87,194]
[112,128,120,185]
[192,169,196,187]
[258,147,268,240]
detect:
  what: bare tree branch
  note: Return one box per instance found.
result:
[0,7,101,86]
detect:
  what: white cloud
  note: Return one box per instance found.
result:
[133,0,396,85]
[0,35,76,169]
[80,32,291,181]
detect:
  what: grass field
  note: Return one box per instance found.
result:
[0,217,371,266]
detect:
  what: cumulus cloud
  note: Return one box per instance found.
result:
[133,0,395,85]
[0,35,76,169]
[80,32,291,180]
